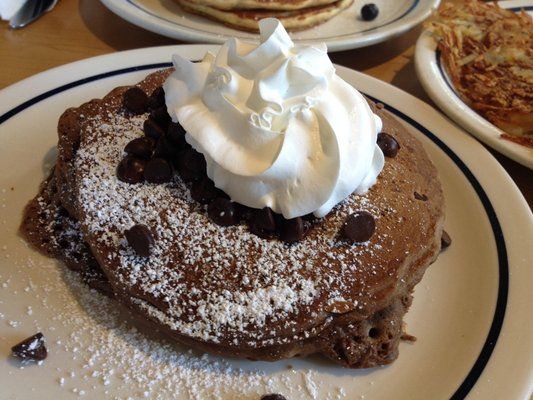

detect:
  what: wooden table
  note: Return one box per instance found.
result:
[1,0,531,207]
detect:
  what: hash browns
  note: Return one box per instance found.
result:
[427,0,533,147]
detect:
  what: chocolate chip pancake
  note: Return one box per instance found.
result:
[21,171,113,298]
[176,0,353,32]
[22,68,444,368]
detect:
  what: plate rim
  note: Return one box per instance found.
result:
[414,0,533,169]
[0,44,531,400]
[99,0,441,52]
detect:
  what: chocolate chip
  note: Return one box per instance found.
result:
[414,192,428,201]
[191,178,218,204]
[167,122,187,148]
[53,222,63,233]
[361,3,379,21]
[302,213,317,222]
[342,211,376,243]
[144,158,173,184]
[117,156,146,184]
[261,395,288,400]
[58,238,69,249]
[249,207,277,238]
[123,87,148,114]
[11,332,47,362]
[143,118,165,140]
[154,135,181,161]
[279,217,306,243]
[176,149,207,182]
[208,198,238,226]
[148,86,165,110]
[235,202,252,220]
[150,106,171,130]
[125,224,154,257]
[377,132,400,158]
[256,207,277,231]
[124,137,155,160]
[441,230,452,250]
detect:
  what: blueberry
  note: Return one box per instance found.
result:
[361,3,379,21]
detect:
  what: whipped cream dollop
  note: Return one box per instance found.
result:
[164,18,384,219]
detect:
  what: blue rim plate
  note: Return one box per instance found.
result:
[415,0,533,169]
[0,45,531,399]
[100,0,440,51]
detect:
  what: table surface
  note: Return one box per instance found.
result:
[0,0,531,208]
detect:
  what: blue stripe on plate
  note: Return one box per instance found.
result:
[366,94,508,400]
[509,5,533,11]
[0,63,172,125]
[0,64,509,400]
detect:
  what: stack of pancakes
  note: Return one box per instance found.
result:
[175,0,354,31]
[21,68,445,368]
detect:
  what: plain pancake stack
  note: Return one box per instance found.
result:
[21,68,446,368]
[175,0,354,31]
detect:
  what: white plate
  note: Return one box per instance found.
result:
[414,0,533,169]
[0,46,532,400]
[100,0,440,51]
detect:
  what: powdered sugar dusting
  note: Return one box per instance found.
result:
[0,252,349,400]
[70,94,407,348]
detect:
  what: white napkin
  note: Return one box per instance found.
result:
[1,0,58,21]
[0,0,24,20]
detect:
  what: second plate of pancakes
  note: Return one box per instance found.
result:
[100,0,440,51]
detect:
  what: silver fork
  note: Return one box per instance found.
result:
[9,0,57,29]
